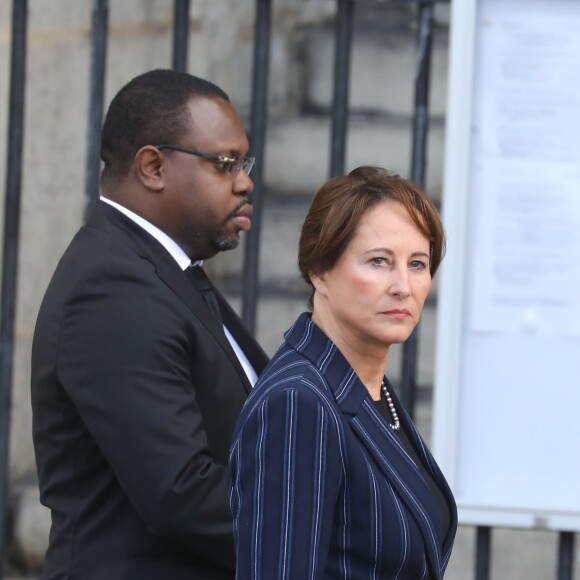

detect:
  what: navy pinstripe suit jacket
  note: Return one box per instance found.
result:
[229,313,457,579]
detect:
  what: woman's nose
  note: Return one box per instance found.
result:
[389,266,411,298]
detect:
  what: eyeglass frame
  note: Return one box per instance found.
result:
[155,143,255,176]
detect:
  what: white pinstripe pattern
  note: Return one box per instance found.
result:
[352,416,442,570]
[308,406,324,580]
[389,481,410,579]
[280,391,296,579]
[367,462,380,580]
[252,401,268,580]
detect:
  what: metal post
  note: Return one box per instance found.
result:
[241,0,272,334]
[400,1,435,418]
[409,2,434,188]
[84,0,109,221]
[329,0,354,178]
[0,1,28,576]
[557,531,575,580]
[475,526,492,580]
[172,0,191,72]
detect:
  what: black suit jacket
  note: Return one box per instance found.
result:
[31,201,268,579]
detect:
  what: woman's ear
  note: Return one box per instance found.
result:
[134,146,164,193]
[309,271,328,296]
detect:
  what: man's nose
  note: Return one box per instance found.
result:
[233,169,254,195]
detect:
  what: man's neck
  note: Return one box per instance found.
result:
[100,196,191,270]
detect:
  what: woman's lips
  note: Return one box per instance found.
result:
[382,309,411,319]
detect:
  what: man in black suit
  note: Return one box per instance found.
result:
[31,69,268,579]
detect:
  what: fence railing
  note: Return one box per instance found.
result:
[0,1,576,579]
[1,0,27,575]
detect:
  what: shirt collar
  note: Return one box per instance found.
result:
[100,196,194,271]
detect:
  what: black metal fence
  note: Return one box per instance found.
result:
[0,1,576,578]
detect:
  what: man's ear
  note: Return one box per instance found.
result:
[134,146,164,192]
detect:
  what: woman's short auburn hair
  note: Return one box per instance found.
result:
[298,166,446,302]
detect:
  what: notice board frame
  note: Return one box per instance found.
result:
[432,0,580,532]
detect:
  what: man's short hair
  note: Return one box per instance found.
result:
[100,69,229,179]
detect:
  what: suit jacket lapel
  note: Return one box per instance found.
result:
[392,389,458,566]
[86,201,257,393]
[218,294,269,386]
[343,391,445,578]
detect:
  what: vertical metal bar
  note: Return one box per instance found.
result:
[400,2,434,418]
[241,0,272,334]
[84,0,109,221]
[409,2,434,188]
[329,0,354,178]
[0,1,28,576]
[475,526,492,580]
[557,531,575,580]
[172,0,191,72]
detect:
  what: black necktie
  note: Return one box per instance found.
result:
[186,266,223,325]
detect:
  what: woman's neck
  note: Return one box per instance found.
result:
[310,311,389,401]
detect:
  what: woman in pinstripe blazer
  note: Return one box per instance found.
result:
[229,166,457,579]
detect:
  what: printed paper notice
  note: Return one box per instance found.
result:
[468,2,580,337]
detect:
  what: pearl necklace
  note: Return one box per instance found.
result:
[381,380,400,431]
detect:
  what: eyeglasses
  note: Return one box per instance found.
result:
[155,144,255,176]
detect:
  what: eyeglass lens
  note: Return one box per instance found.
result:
[235,157,255,176]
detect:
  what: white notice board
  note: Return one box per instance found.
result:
[433,0,580,531]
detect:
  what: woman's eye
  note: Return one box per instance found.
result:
[370,257,387,266]
[410,260,427,270]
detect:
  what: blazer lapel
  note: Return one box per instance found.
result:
[87,201,256,393]
[393,391,458,567]
[340,384,446,578]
